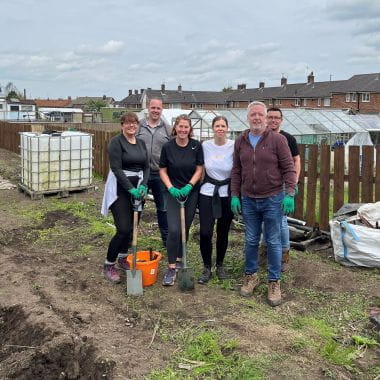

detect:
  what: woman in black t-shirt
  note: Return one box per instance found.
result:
[101,112,149,283]
[159,115,204,286]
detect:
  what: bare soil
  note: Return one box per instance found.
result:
[0,148,379,379]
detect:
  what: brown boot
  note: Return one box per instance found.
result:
[258,245,267,267]
[267,280,281,307]
[281,250,290,272]
[240,273,260,297]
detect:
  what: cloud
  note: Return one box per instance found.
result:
[76,40,124,55]
[327,0,380,21]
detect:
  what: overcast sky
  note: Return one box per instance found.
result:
[1,0,379,100]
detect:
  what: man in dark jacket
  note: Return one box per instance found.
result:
[137,99,171,245]
[230,101,296,306]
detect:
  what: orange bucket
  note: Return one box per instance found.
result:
[126,250,162,287]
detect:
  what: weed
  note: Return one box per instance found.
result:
[288,337,311,353]
[321,340,357,367]
[352,335,379,348]
[148,329,274,379]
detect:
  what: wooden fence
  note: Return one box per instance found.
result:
[1,121,379,229]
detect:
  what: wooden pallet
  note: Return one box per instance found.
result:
[17,182,95,200]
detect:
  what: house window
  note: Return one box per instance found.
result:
[190,103,196,109]
[351,93,357,102]
[198,103,203,109]
[0,104,3,109]
[303,98,307,106]
[317,98,321,106]
[275,99,282,106]
[269,99,273,105]
[21,105,33,111]
[10,105,19,111]
[323,97,331,107]
[361,92,370,102]
[345,93,350,102]
[294,98,300,106]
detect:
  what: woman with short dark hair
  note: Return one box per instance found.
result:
[101,112,149,283]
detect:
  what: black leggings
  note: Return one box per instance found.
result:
[198,194,233,268]
[107,188,135,263]
[165,189,199,265]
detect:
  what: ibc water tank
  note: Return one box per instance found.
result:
[20,131,93,192]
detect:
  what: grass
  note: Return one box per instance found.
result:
[147,328,276,380]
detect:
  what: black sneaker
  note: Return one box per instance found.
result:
[175,260,183,272]
[163,268,176,286]
[216,266,229,280]
[198,267,212,284]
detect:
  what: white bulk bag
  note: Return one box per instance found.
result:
[329,218,380,268]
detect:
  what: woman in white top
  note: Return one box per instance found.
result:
[198,116,234,284]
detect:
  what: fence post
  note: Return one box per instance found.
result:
[376,146,380,202]
[348,146,360,203]
[305,145,318,226]
[319,145,331,230]
[294,144,305,220]
[333,147,345,213]
[361,145,374,203]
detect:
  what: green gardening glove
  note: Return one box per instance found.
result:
[179,183,193,197]
[128,187,141,200]
[231,196,241,215]
[168,186,181,199]
[137,184,148,197]
[282,194,295,215]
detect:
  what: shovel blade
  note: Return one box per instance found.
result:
[126,269,143,296]
[178,268,195,291]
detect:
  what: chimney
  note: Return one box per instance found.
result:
[102,94,106,100]
[23,89,26,99]
[259,81,265,89]
[281,76,287,86]
[307,71,314,85]
[134,90,138,95]
[237,83,246,90]
[178,84,182,92]
[129,89,132,96]
[161,84,165,92]
[147,87,152,90]
[68,96,71,100]
[140,89,144,94]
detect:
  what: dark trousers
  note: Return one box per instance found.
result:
[165,189,199,265]
[148,172,168,244]
[107,190,134,262]
[199,194,233,268]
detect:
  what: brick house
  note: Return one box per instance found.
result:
[227,73,380,114]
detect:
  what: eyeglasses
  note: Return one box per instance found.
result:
[123,121,137,125]
[267,116,282,120]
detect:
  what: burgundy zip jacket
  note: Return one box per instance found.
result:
[231,128,296,198]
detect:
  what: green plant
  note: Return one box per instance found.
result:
[352,335,379,348]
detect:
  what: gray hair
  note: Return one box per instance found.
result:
[247,101,267,116]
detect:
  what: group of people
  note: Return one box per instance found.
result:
[101,98,299,307]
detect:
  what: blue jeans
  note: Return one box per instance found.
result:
[263,215,290,251]
[148,172,168,244]
[242,192,284,281]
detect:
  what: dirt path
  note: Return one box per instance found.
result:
[0,148,379,379]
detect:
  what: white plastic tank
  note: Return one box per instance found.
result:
[20,131,93,192]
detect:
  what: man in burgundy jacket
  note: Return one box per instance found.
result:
[230,101,296,306]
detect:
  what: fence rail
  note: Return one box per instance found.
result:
[1,121,379,229]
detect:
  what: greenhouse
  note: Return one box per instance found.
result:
[188,108,380,145]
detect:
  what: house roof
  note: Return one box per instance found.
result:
[120,94,142,105]
[227,73,380,101]
[145,89,230,104]
[35,99,72,108]
[70,96,115,105]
